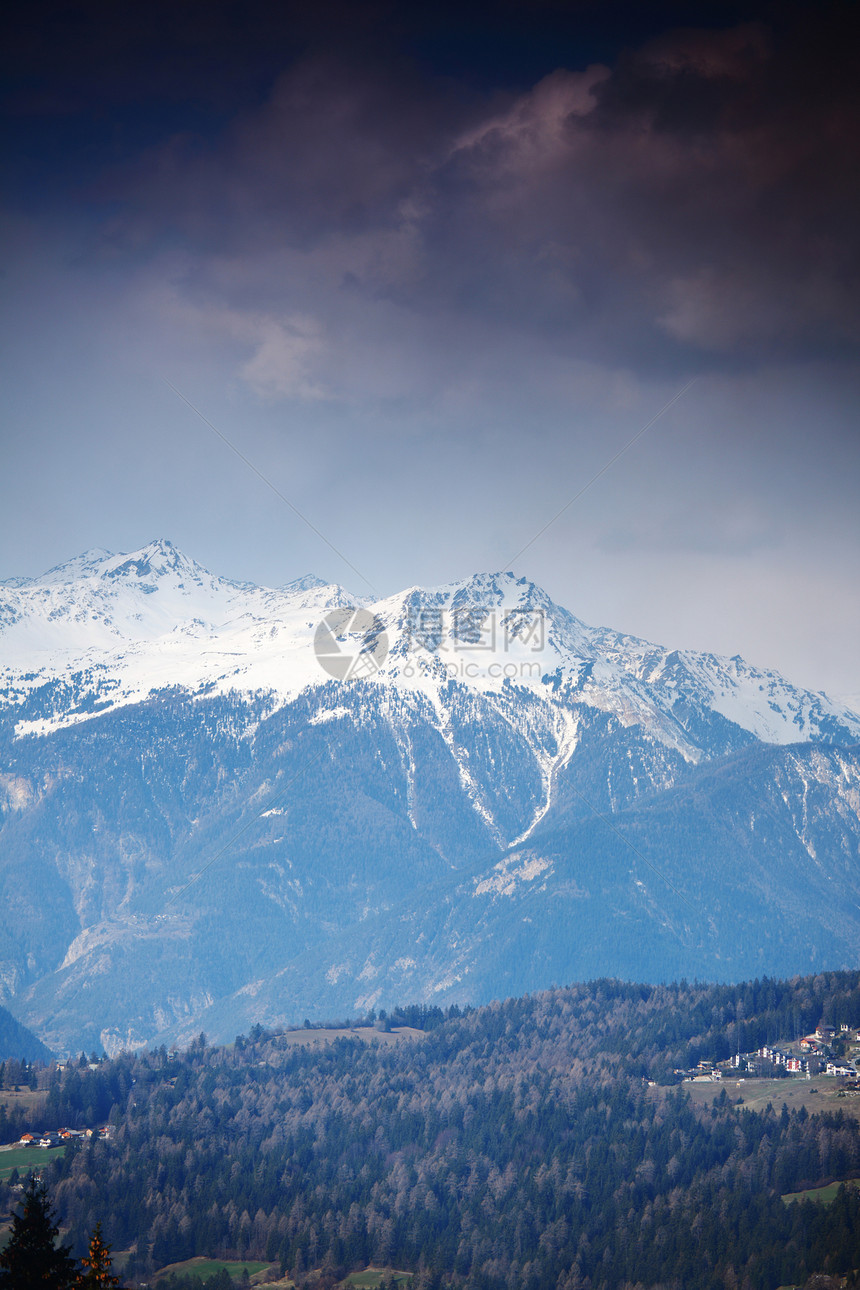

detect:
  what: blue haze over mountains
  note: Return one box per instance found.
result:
[1,540,859,1056]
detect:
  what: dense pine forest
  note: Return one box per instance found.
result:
[4,974,860,1289]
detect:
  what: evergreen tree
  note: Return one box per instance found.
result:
[76,1224,121,1289]
[0,1177,77,1289]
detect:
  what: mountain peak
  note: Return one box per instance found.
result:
[27,540,218,589]
[35,547,116,585]
[387,570,556,616]
[281,573,329,594]
[100,538,208,584]
[452,570,555,610]
[2,543,859,751]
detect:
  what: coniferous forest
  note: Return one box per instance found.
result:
[4,974,860,1290]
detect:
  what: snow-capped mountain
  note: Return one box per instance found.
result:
[1,541,859,1054]
[3,539,857,750]
[0,540,356,735]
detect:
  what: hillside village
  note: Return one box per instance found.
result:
[683,1023,860,1082]
[15,1125,111,1150]
[0,1050,117,1151]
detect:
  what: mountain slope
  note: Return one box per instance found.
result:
[1,541,859,1053]
[0,1003,52,1061]
[173,740,860,1044]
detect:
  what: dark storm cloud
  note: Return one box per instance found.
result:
[75,4,859,400]
[428,16,860,366]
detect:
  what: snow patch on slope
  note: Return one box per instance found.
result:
[474,851,553,898]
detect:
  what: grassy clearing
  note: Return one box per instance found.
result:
[0,1144,67,1179]
[0,1089,47,1115]
[343,1270,413,1288]
[107,1249,134,1273]
[782,1178,860,1205]
[155,1256,271,1281]
[683,1077,860,1120]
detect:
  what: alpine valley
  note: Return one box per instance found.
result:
[1,539,859,1056]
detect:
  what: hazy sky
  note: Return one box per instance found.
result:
[2,0,859,697]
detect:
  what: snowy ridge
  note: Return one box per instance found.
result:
[369,572,860,751]
[1,541,859,755]
[0,540,357,732]
[586,623,860,747]
[839,693,860,719]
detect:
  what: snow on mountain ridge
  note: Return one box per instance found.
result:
[1,544,858,754]
[35,546,119,584]
[838,693,860,719]
[32,539,236,590]
[281,574,329,594]
[0,540,356,731]
[369,571,860,750]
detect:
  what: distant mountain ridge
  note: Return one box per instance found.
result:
[0,1003,52,1061]
[1,541,859,1054]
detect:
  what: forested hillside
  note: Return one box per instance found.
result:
[4,973,860,1289]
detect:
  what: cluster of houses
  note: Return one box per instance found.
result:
[747,1047,853,1076]
[749,1024,859,1077]
[685,1062,724,1083]
[18,1125,110,1149]
[798,1023,858,1056]
[682,1024,859,1082]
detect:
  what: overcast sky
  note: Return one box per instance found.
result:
[2,0,858,698]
